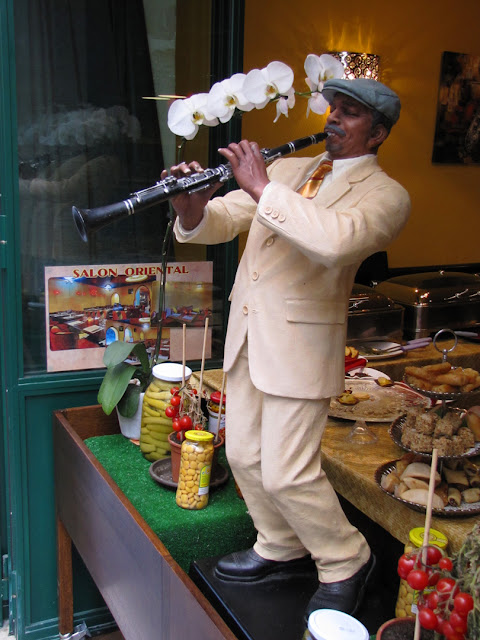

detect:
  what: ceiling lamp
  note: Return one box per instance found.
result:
[125,274,148,283]
[331,52,380,80]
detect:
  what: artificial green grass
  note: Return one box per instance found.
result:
[85,434,256,572]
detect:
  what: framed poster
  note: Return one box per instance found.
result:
[45,262,213,372]
[432,51,480,164]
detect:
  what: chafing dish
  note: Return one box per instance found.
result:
[347,283,404,343]
[375,271,480,339]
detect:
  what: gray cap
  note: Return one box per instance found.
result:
[322,78,401,125]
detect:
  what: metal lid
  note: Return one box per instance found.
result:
[349,283,398,313]
[376,271,480,306]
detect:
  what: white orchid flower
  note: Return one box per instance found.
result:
[207,73,254,123]
[242,61,294,108]
[304,54,344,116]
[167,93,219,140]
[273,87,296,122]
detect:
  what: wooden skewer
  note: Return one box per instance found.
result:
[414,447,439,640]
[217,371,226,435]
[197,317,209,409]
[182,324,186,388]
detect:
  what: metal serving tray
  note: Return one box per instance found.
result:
[375,271,480,339]
[347,283,404,343]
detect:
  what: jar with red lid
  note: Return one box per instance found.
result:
[207,391,226,438]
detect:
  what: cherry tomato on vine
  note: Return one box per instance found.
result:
[170,387,179,395]
[194,423,203,430]
[436,577,458,598]
[438,557,453,572]
[418,606,438,630]
[449,611,468,634]
[425,545,443,566]
[441,620,465,640]
[453,592,474,615]
[165,405,178,418]
[398,554,416,579]
[427,569,440,586]
[172,419,182,432]
[425,590,440,611]
[170,394,181,407]
[179,415,193,429]
[407,569,429,591]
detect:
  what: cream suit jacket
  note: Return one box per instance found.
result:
[174,152,411,400]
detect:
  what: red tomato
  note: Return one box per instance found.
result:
[438,557,454,572]
[449,611,468,634]
[425,591,440,611]
[453,592,474,615]
[427,569,440,586]
[425,545,443,566]
[407,569,429,591]
[179,415,193,429]
[170,395,181,407]
[170,387,179,395]
[194,423,203,430]
[418,606,438,630]
[441,620,465,640]
[398,554,416,579]
[172,419,182,432]
[165,405,178,418]
[437,577,458,598]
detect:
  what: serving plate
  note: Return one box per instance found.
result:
[357,341,403,360]
[329,380,432,423]
[375,460,480,517]
[390,412,480,460]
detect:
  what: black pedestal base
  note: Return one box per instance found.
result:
[190,554,393,640]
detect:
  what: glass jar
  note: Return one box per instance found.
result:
[395,527,449,618]
[140,362,191,462]
[207,390,226,438]
[176,430,214,510]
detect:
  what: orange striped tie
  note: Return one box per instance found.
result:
[297,160,333,199]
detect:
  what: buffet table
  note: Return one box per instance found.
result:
[54,338,480,639]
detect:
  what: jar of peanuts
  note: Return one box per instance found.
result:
[175,430,214,510]
[395,527,448,618]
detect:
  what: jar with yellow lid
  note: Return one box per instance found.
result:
[395,527,449,618]
[176,430,214,510]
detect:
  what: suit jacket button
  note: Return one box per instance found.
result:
[271,210,279,219]
[278,213,286,222]
[242,305,248,315]
[263,205,273,214]
[252,271,259,281]
[266,237,274,246]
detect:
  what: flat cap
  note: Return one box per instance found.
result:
[322,78,401,125]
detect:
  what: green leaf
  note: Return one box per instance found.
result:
[97,362,136,415]
[117,384,142,418]
[131,342,150,374]
[103,341,139,368]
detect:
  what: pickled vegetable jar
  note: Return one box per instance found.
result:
[176,430,214,510]
[140,362,191,462]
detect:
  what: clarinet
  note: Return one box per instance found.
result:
[72,131,329,242]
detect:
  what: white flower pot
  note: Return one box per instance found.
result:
[116,392,144,440]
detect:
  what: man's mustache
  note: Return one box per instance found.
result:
[324,125,346,137]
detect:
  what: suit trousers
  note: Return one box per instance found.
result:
[225,341,371,583]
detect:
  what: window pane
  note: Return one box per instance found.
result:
[15,0,225,374]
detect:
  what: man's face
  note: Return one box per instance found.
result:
[324,93,381,160]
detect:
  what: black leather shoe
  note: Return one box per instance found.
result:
[305,553,376,620]
[214,548,314,582]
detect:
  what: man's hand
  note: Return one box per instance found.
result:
[161,161,222,231]
[218,140,270,203]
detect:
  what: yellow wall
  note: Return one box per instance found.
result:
[242,0,480,268]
